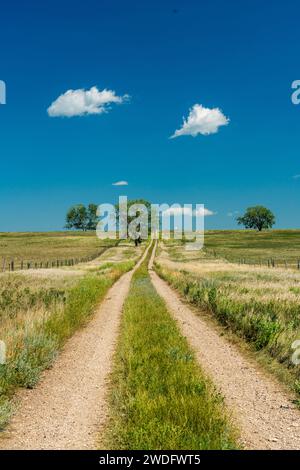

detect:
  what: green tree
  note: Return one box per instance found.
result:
[65,204,88,231]
[237,206,275,231]
[86,203,99,230]
[115,199,151,241]
[65,206,77,230]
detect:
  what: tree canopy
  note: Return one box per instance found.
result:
[65,200,152,236]
[115,199,151,240]
[237,206,275,231]
[65,203,99,231]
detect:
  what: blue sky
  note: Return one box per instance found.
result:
[0,0,300,230]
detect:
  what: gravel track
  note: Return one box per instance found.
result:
[0,244,150,450]
[149,242,300,450]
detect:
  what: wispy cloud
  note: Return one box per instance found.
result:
[293,174,300,179]
[112,180,128,186]
[171,103,229,138]
[47,86,129,117]
[195,207,215,216]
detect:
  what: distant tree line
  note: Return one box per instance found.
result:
[65,204,99,231]
[66,202,276,234]
[65,199,151,234]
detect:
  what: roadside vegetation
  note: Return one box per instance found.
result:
[104,243,237,450]
[0,242,140,430]
[156,240,300,398]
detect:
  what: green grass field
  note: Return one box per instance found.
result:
[203,230,300,267]
[0,231,118,262]
[0,232,120,270]
[156,232,300,400]
[2,230,300,267]
[2,230,300,446]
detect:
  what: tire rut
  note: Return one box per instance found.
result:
[149,242,300,450]
[0,244,151,450]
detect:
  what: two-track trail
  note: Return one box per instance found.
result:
[0,243,151,450]
[3,238,300,451]
[149,241,300,450]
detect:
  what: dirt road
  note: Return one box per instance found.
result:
[0,243,150,450]
[3,239,300,450]
[149,242,300,450]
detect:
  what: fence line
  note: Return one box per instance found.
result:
[0,245,116,273]
[204,249,300,270]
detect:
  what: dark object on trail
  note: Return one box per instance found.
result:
[134,236,142,247]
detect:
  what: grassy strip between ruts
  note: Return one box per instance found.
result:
[0,260,135,430]
[103,244,238,450]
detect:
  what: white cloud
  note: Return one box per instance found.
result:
[112,180,128,186]
[162,206,214,216]
[163,207,193,216]
[47,86,129,117]
[194,207,215,216]
[171,104,229,138]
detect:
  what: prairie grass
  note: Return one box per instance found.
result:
[0,231,118,267]
[156,242,300,396]
[0,259,135,430]
[203,230,300,266]
[104,244,237,450]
